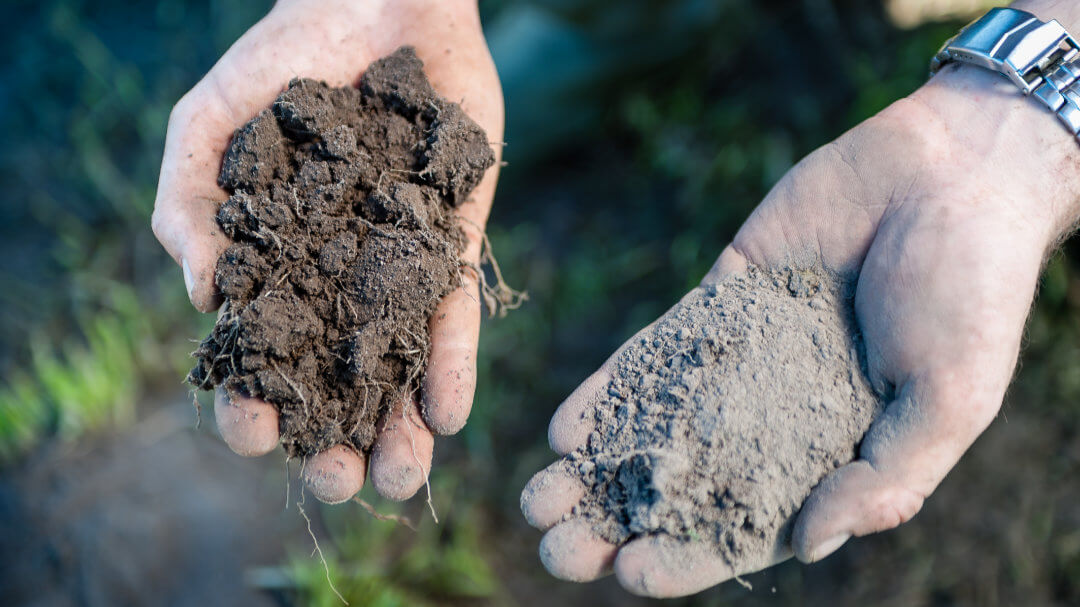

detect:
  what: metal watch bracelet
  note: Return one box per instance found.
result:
[930,7,1080,138]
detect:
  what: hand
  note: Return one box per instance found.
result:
[522,64,1080,597]
[151,0,503,503]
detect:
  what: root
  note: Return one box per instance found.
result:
[348,383,374,438]
[256,226,284,260]
[332,278,358,321]
[274,364,311,421]
[351,496,418,531]
[297,499,348,605]
[455,216,527,318]
[190,389,202,429]
[666,347,692,366]
[456,265,482,308]
[354,215,401,240]
[191,303,241,390]
[290,188,306,219]
[462,260,526,319]
[401,394,438,524]
[389,327,431,475]
[734,575,753,591]
[374,168,421,198]
[397,327,429,388]
[284,455,292,511]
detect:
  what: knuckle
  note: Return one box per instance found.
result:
[168,93,195,127]
[150,207,164,238]
[870,485,925,531]
[876,97,953,173]
[150,206,172,245]
[927,371,1002,429]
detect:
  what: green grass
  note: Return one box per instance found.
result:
[281,477,502,606]
[0,281,196,461]
[0,0,265,461]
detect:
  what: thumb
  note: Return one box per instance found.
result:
[151,86,235,313]
[792,375,1000,562]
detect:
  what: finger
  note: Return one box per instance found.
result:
[548,370,610,455]
[520,463,587,530]
[417,29,502,435]
[419,126,498,438]
[214,388,279,456]
[422,264,481,434]
[548,299,692,456]
[369,394,435,501]
[615,536,729,598]
[791,460,914,562]
[304,444,367,504]
[538,519,618,582]
[151,89,233,313]
[615,534,790,598]
[793,375,998,562]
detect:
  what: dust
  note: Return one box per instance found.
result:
[562,266,884,572]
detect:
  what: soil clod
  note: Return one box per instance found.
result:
[188,47,496,458]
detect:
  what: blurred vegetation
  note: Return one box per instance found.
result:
[0,0,270,458]
[281,479,502,606]
[3,0,1080,605]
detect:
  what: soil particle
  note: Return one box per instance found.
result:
[187,47,495,457]
[561,266,884,573]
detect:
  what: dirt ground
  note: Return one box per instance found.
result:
[0,397,314,607]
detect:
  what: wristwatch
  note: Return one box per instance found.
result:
[931,7,1080,137]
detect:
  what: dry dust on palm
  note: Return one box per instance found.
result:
[550,266,884,573]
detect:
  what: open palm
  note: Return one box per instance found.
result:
[151,0,503,503]
[523,66,1080,597]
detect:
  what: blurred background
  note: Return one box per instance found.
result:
[3,0,1080,605]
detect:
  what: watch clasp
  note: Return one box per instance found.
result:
[932,7,1080,94]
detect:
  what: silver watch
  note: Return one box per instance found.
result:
[930,7,1080,137]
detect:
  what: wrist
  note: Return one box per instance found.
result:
[910,63,1080,244]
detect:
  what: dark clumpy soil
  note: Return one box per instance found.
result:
[187,47,495,457]
[560,267,884,573]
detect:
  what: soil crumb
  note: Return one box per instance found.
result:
[562,266,884,573]
[187,47,495,457]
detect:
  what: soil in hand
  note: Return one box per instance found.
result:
[187,47,495,457]
[555,266,884,574]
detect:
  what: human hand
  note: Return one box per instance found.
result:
[151,0,503,503]
[521,63,1080,596]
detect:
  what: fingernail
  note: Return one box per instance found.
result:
[181,257,195,300]
[810,533,850,562]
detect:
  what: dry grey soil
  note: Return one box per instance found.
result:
[552,266,885,574]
